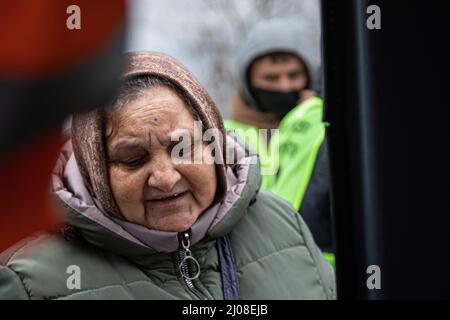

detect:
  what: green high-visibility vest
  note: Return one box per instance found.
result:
[225,96,326,211]
[223,119,279,189]
[225,97,335,267]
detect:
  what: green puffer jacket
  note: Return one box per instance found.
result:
[0,136,335,300]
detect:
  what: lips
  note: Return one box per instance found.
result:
[147,191,188,208]
[149,192,186,201]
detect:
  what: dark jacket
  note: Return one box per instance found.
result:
[0,137,335,300]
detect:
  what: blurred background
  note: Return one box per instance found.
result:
[126,0,322,117]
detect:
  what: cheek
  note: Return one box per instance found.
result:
[109,167,146,210]
[180,164,217,206]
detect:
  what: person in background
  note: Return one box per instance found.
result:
[224,19,334,265]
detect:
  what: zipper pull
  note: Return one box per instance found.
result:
[178,231,201,281]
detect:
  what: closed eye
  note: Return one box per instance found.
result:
[121,155,148,168]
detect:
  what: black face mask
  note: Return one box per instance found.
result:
[252,87,299,118]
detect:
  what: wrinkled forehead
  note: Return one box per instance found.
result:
[105,86,200,141]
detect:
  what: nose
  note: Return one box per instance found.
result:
[147,158,182,192]
[277,75,293,92]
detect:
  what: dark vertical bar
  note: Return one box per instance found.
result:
[321,0,450,299]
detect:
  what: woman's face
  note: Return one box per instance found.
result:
[106,86,217,232]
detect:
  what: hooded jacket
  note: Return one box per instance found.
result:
[235,18,321,110]
[227,21,333,258]
[0,134,335,300]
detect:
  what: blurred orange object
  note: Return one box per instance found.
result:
[0,0,126,251]
[0,0,126,78]
[0,128,63,251]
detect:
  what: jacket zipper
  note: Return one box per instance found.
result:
[177,230,208,300]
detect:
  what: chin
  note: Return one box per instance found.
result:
[152,212,199,232]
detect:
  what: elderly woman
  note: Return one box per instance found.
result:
[0,52,335,300]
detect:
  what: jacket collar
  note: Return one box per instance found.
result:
[52,134,260,266]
